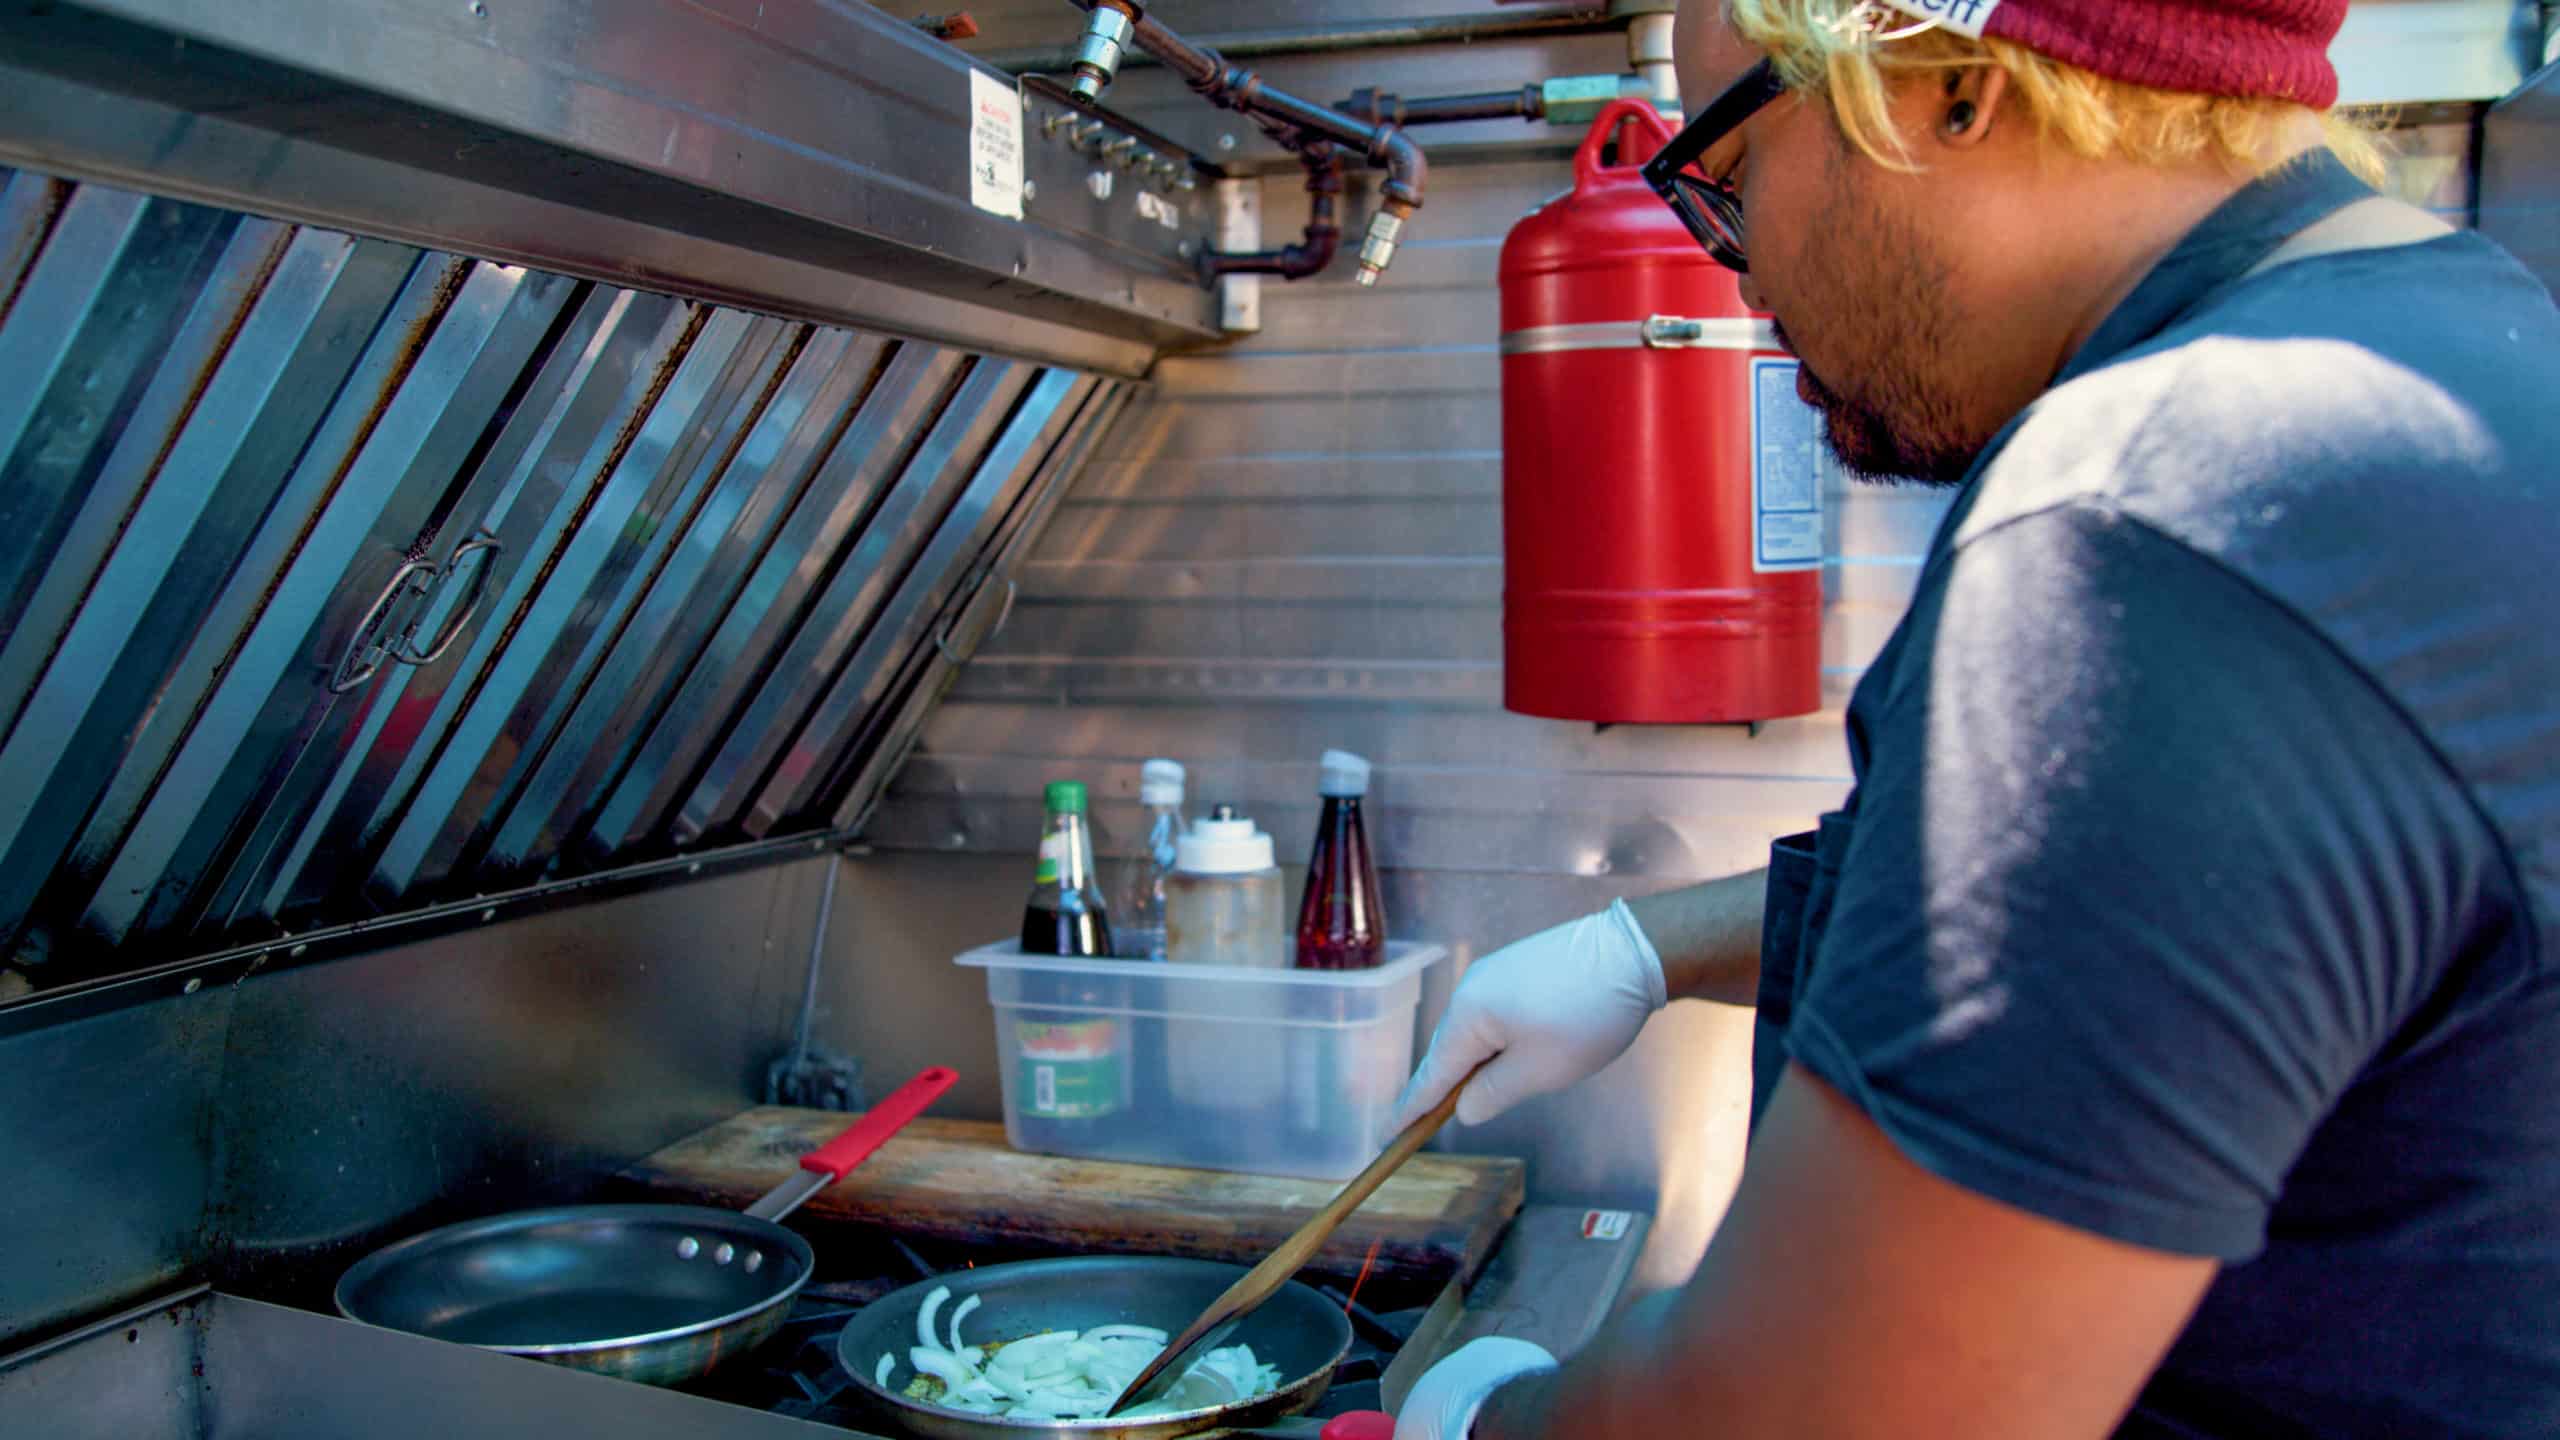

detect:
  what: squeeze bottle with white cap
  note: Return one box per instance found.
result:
[1114,759,1188,962]
[1164,806,1287,968]
[1295,750,1385,970]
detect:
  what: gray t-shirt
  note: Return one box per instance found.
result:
[1770,154,2560,1437]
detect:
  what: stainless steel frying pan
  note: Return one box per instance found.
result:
[835,1256,1357,1440]
[337,1066,957,1387]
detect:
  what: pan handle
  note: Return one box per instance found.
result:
[801,1066,959,1179]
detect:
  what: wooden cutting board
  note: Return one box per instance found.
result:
[618,1108,1525,1300]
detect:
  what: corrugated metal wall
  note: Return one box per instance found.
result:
[856,127,2487,1287]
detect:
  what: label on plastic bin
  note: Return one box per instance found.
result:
[1019,1018,1120,1118]
[1749,357,1826,573]
[1581,1209,1634,1241]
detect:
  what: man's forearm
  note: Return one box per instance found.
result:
[1626,866,1765,1008]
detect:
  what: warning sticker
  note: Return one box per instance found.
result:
[1580,1209,1634,1241]
[968,69,1025,220]
[1749,357,1826,573]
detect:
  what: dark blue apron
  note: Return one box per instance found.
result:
[1751,808,1857,1128]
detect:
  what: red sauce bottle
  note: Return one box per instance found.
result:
[1294,750,1385,969]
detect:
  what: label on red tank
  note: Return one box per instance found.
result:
[1749,357,1827,572]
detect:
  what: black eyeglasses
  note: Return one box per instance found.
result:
[1641,58,1787,273]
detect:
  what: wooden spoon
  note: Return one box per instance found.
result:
[1104,1063,1484,1417]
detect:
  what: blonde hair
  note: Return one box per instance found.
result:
[1726,0,2388,184]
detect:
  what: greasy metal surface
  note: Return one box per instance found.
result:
[0,1288,204,1440]
[0,850,827,1347]
[0,166,1121,991]
[209,857,828,1309]
[836,1258,1350,1440]
[197,1292,863,1440]
[0,991,229,1348]
[0,0,1218,365]
[335,1204,814,1388]
[2482,58,2560,296]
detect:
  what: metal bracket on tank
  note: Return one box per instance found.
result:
[1640,315,1780,350]
[1498,315,1781,355]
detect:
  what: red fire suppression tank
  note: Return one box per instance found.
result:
[1499,99,1823,723]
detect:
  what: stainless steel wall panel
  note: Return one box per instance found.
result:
[366,307,776,900]
[209,859,823,1300]
[70,257,573,950]
[0,986,229,1348]
[0,1291,203,1440]
[674,359,1033,844]
[482,330,893,878]
[585,344,971,859]
[752,369,1095,834]
[240,287,697,924]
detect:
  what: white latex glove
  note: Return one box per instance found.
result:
[1391,898,1667,1131]
[1394,1337,1558,1440]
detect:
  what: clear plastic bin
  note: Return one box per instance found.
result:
[958,939,1449,1180]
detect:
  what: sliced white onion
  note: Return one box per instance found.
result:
[1085,1324,1170,1345]
[915,1285,950,1354]
[881,1290,1281,1420]
[875,1353,895,1389]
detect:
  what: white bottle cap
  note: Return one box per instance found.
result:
[1140,758,1186,806]
[1318,749,1371,798]
[1175,812,1275,874]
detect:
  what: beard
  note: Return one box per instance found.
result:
[1767,152,1988,490]
[1789,353,1979,489]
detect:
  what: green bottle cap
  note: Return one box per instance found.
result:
[1044,780,1088,815]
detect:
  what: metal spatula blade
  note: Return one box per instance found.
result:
[1104,1064,1480,1417]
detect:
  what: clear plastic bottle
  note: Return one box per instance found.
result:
[1295,750,1385,970]
[1114,759,1187,962]
[1021,780,1114,957]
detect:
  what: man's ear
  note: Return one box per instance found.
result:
[1937,64,2010,149]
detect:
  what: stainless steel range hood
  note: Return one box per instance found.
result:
[0,0,1224,379]
[0,157,1132,985]
[0,0,1218,989]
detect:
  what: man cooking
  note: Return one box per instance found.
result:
[1390,0,2560,1436]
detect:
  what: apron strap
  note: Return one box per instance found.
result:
[2240,195,2456,283]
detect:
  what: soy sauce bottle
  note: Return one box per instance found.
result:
[1023,780,1114,957]
[1294,750,1385,969]
[1016,780,1127,1151]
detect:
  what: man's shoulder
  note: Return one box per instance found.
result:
[1936,240,2560,957]
[1960,235,2558,567]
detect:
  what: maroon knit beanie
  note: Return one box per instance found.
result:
[1879,0,2350,108]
